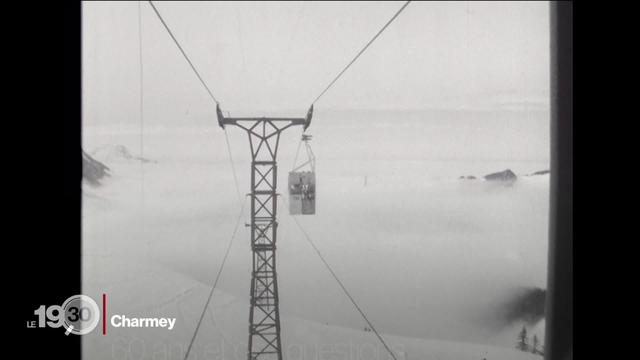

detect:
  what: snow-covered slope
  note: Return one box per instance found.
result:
[82,110,548,359]
[83,252,541,360]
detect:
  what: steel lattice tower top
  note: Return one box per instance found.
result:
[217,104,312,360]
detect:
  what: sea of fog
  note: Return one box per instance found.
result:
[82,108,549,351]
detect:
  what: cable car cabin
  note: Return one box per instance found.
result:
[290,133,316,215]
[288,171,315,215]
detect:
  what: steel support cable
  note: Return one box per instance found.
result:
[182,130,242,360]
[292,137,304,170]
[148,1,219,105]
[183,127,244,360]
[138,1,146,208]
[146,1,243,204]
[142,5,244,358]
[283,198,398,360]
[310,1,411,106]
[183,197,247,360]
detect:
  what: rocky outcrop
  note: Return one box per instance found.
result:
[484,169,517,182]
[83,150,110,186]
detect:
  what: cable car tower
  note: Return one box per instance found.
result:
[146,3,410,359]
[217,104,312,360]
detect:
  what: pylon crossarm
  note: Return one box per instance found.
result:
[216,103,313,131]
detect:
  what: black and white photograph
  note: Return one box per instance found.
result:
[39,1,571,360]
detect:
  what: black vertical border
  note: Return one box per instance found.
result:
[64,0,82,359]
[546,2,573,360]
[21,1,82,357]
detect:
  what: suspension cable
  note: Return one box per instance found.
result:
[148,1,219,105]
[292,136,303,170]
[310,1,411,106]
[183,197,247,360]
[283,197,398,360]
[182,130,242,360]
[138,1,145,209]
[146,1,242,202]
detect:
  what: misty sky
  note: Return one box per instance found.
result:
[82,1,549,121]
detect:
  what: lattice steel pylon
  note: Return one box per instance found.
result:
[217,104,313,360]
